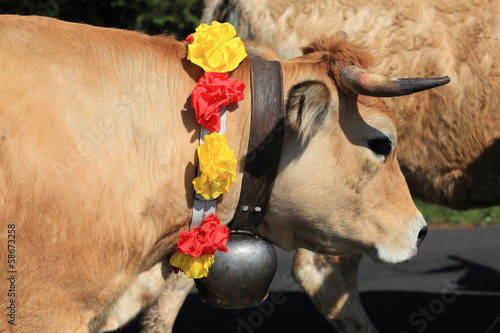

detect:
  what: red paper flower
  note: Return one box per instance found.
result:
[176,213,229,257]
[185,34,194,43]
[191,72,245,132]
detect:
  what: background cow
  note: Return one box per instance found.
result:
[0,15,445,332]
[203,0,500,209]
[136,1,500,332]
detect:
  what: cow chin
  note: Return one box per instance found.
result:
[367,214,427,264]
[260,212,428,264]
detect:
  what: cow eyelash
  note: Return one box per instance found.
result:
[367,137,393,158]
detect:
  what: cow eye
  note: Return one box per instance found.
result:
[368,137,393,158]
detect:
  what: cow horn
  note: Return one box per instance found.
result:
[340,65,450,97]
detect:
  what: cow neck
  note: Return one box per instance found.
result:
[229,58,285,235]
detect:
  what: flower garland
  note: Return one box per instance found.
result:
[169,21,247,279]
[192,131,238,200]
[170,213,229,279]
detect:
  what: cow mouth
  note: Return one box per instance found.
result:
[366,246,418,264]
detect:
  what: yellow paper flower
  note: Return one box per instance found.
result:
[187,21,247,73]
[193,132,237,199]
[169,252,215,279]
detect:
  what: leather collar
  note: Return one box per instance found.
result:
[230,58,285,235]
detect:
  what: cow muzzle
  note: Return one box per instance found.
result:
[368,214,428,264]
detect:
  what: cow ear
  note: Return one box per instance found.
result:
[285,81,332,141]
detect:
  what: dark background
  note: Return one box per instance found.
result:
[0,0,203,38]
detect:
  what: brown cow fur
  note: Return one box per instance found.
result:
[0,14,433,332]
[0,15,252,332]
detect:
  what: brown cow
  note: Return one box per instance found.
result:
[199,0,500,332]
[0,15,447,332]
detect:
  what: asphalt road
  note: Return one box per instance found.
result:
[122,226,500,332]
[357,226,500,333]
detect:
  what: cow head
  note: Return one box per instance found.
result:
[258,37,449,263]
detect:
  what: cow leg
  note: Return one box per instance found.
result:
[293,249,377,333]
[140,271,194,333]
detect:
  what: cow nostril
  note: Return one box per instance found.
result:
[417,226,428,247]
